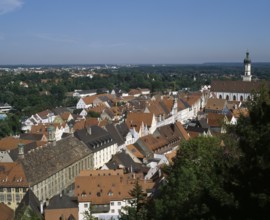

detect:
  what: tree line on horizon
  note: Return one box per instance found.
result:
[0,64,270,137]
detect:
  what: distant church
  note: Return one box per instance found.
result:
[211,52,269,102]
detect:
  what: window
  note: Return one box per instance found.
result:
[7,194,12,201]
[81,193,86,198]
[111,202,114,206]
[111,209,115,213]
[0,194,4,202]
[118,202,121,206]
[7,188,11,192]
[16,194,20,201]
[84,203,88,208]
[0,188,3,192]
[240,95,243,101]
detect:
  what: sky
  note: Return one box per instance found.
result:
[0,0,270,65]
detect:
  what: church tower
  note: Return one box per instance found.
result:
[242,51,252,82]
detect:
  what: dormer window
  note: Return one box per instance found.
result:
[81,192,86,198]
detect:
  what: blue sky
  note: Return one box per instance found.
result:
[0,0,270,65]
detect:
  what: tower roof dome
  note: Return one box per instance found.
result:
[244,51,251,64]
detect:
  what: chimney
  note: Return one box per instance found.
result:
[48,124,56,146]
[18,143,24,159]
[40,200,44,214]
[87,126,92,135]
[69,124,74,137]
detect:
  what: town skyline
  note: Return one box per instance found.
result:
[1,0,270,65]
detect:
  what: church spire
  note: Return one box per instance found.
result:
[242,51,252,82]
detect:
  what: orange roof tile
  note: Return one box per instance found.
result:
[205,98,227,111]
[0,162,29,187]
[85,118,99,127]
[207,113,225,127]
[187,130,200,138]
[79,169,124,177]
[140,134,167,151]
[73,118,99,131]
[146,101,166,116]
[165,150,177,164]
[120,96,135,102]
[89,104,106,114]
[30,123,66,135]
[0,137,33,151]
[0,203,14,220]
[126,144,145,159]
[175,121,190,141]
[181,93,202,106]
[73,120,85,131]
[232,108,249,118]
[162,97,174,112]
[75,170,154,204]
[126,112,154,132]
[82,95,97,105]
[98,119,109,127]
[37,109,52,119]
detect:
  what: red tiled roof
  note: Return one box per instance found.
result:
[140,134,167,151]
[0,137,33,151]
[37,109,52,119]
[207,113,225,127]
[0,162,29,187]
[126,112,154,132]
[205,98,227,111]
[165,150,177,165]
[126,144,145,159]
[0,203,14,220]
[82,95,97,105]
[75,170,154,204]
[211,80,269,93]
[175,121,190,141]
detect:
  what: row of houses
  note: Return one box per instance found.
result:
[0,76,259,219]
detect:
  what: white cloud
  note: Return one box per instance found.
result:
[0,0,23,15]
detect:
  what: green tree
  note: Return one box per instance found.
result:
[0,119,11,138]
[15,205,43,220]
[120,179,148,220]
[83,206,97,220]
[87,111,101,118]
[151,137,237,220]
[226,86,270,219]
